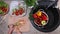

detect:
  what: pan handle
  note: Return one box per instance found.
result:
[37,0,58,9]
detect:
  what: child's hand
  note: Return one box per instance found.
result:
[8,24,14,34]
[8,24,22,34]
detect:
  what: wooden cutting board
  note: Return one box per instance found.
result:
[7,15,30,32]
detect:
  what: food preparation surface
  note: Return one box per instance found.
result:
[0,0,60,34]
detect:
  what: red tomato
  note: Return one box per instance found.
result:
[1,7,7,13]
[12,8,24,16]
[1,7,4,11]
[33,14,38,19]
[42,14,48,20]
[19,8,24,15]
[3,8,7,12]
[15,10,19,16]
[19,10,22,15]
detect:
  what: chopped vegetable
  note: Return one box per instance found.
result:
[33,14,38,19]
[36,10,42,16]
[0,1,8,8]
[15,9,19,16]
[15,22,20,26]
[0,10,4,14]
[19,8,24,15]
[0,7,7,12]
[41,20,47,26]
[0,1,8,15]
[32,10,48,26]
[14,20,25,27]
[34,19,41,25]
[42,14,48,20]
[12,7,24,16]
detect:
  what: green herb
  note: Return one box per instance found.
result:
[24,0,37,6]
[29,11,34,20]
[0,1,8,8]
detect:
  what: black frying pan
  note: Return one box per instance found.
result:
[29,5,59,32]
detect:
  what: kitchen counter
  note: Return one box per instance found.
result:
[0,0,60,34]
